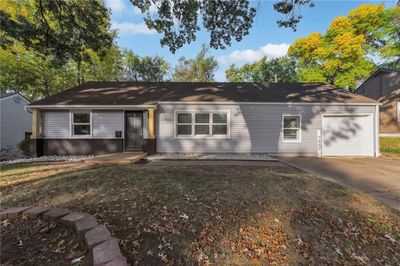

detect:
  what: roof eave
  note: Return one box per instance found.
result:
[27,104,158,110]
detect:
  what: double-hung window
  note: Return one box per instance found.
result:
[72,111,91,136]
[282,115,301,142]
[176,112,229,137]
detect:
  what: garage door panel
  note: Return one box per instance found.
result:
[322,115,374,156]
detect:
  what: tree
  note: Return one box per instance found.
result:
[121,50,169,81]
[81,45,123,82]
[172,45,218,82]
[225,56,298,82]
[131,0,314,53]
[0,41,76,99]
[0,0,115,84]
[0,0,123,99]
[288,4,399,90]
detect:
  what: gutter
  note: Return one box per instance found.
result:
[26,104,158,111]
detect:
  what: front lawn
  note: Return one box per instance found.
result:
[1,162,399,265]
[380,137,400,154]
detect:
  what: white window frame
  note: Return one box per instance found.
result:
[175,111,230,138]
[70,110,92,137]
[282,114,301,143]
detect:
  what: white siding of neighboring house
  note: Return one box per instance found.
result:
[0,95,32,157]
[156,103,377,156]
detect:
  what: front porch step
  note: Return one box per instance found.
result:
[85,152,147,165]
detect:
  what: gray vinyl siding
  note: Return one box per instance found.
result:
[42,111,70,138]
[42,110,125,139]
[92,111,123,138]
[156,103,376,155]
[0,96,31,154]
[143,110,149,138]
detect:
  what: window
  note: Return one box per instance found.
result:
[212,113,228,135]
[195,113,210,135]
[176,112,229,137]
[283,115,301,142]
[177,113,192,136]
[72,111,91,136]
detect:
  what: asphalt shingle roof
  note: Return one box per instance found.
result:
[30,81,378,106]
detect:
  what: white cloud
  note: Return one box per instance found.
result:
[217,43,290,65]
[133,4,158,14]
[105,0,126,13]
[112,22,157,36]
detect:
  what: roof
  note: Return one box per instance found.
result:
[1,91,18,99]
[0,91,30,103]
[30,81,378,106]
[355,68,400,93]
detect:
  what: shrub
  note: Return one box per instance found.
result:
[18,139,30,156]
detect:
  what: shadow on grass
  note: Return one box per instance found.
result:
[2,163,399,265]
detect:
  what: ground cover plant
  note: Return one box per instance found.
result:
[1,161,399,265]
[0,215,88,265]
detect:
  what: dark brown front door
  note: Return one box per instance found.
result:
[125,111,143,151]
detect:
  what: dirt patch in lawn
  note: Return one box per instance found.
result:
[0,216,89,265]
[1,162,400,265]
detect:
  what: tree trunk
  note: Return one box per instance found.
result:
[43,80,50,97]
[77,60,82,85]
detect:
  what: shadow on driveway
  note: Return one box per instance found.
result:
[278,157,400,211]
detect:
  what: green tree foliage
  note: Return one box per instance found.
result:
[288,4,399,89]
[131,0,314,53]
[225,56,298,83]
[121,50,169,81]
[0,0,114,62]
[81,45,123,82]
[0,0,122,99]
[0,42,76,99]
[171,45,218,82]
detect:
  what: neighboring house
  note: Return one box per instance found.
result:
[0,92,32,159]
[28,82,380,157]
[355,68,400,136]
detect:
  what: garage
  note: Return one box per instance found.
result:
[322,114,375,157]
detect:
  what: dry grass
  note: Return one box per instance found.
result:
[1,162,399,265]
[380,137,400,154]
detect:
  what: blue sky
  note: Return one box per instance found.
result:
[105,0,396,81]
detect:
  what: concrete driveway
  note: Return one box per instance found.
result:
[278,157,400,210]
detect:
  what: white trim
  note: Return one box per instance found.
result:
[174,110,231,138]
[70,110,92,138]
[282,114,302,143]
[375,105,380,157]
[28,102,380,110]
[28,105,157,110]
[380,133,400,137]
[158,101,380,106]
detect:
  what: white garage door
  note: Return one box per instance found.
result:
[322,115,374,157]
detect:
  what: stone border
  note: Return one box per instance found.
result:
[0,206,127,266]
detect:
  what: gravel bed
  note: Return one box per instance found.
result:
[1,155,94,165]
[147,153,277,161]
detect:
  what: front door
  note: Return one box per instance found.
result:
[125,111,143,151]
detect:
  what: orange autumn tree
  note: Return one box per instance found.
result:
[288,4,399,90]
